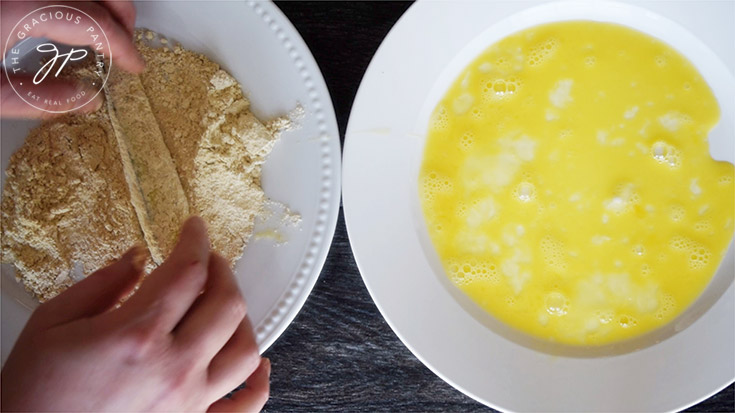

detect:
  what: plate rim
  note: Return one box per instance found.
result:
[247,0,342,354]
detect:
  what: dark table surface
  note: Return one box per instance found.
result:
[264,2,734,412]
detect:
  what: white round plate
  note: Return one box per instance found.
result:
[344,1,734,411]
[1,1,341,363]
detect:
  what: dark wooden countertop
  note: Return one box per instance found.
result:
[263,2,735,411]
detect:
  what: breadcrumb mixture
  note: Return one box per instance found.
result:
[1,30,290,301]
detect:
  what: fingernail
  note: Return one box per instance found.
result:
[264,358,271,377]
[124,245,147,273]
[131,245,148,273]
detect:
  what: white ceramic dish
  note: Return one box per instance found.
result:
[344,0,734,411]
[1,1,341,364]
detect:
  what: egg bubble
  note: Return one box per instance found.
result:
[420,172,454,201]
[429,106,449,131]
[669,205,685,222]
[694,220,712,232]
[718,175,733,185]
[482,78,520,101]
[651,141,681,168]
[669,235,690,251]
[448,255,500,285]
[596,309,615,324]
[688,247,711,270]
[527,38,559,67]
[584,56,596,67]
[470,108,484,120]
[632,244,646,256]
[540,236,567,272]
[493,80,507,94]
[456,201,471,216]
[514,182,536,202]
[655,294,676,320]
[545,291,569,316]
[448,260,469,285]
[495,56,508,68]
[669,236,712,270]
[618,315,638,328]
[641,263,651,276]
[459,131,475,150]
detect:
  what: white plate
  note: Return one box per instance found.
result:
[1,0,341,363]
[344,0,734,411]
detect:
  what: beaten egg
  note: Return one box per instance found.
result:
[419,21,734,346]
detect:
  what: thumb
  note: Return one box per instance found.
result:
[1,73,103,119]
[30,246,147,330]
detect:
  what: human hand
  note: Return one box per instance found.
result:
[1,0,145,117]
[0,217,270,412]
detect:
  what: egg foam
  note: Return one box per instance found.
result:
[419,21,734,346]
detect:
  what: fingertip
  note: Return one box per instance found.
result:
[111,245,147,281]
[264,358,271,378]
[113,52,145,74]
[186,215,206,226]
[80,92,105,114]
[183,216,208,238]
[249,357,271,384]
[123,244,148,274]
[169,216,210,266]
[131,52,146,74]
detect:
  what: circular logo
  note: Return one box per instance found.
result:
[3,5,112,114]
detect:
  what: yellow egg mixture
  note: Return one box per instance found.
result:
[420,21,734,346]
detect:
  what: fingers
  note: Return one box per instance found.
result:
[99,0,136,37]
[31,2,144,73]
[30,246,145,330]
[112,216,211,334]
[174,253,247,362]
[207,358,271,413]
[1,74,103,118]
[206,316,261,401]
